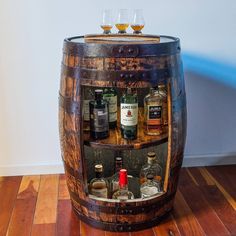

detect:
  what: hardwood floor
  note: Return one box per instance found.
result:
[0,166,236,236]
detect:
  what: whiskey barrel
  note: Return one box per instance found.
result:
[59,34,186,232]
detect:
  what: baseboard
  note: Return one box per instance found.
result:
[1,154,236,176]
[0,163,64,176]
[182,153,236,167]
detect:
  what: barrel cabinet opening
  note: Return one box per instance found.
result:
[59,34,186,232]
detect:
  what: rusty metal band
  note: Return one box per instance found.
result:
[61,64,174,84]
[72,204,172,232]
[69,189,176,215]
[59,93,81,115]
[63,36,180,57]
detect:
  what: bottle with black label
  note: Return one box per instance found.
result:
[103,87,117,129]
[144,87,163,135]
[89,89,109,139]
[120,88,138,140]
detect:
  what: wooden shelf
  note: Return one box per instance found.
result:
[83,126,168,150]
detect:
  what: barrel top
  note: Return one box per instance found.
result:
[63,34,181,57]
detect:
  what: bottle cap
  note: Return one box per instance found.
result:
[146,173,154,180]
[95,164,103,172]
[115,157,122,162]
[147,152,156,158]
[119,169,128,187]
[95,89,103,99]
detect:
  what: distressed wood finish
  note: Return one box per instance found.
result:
[59,34,187,231]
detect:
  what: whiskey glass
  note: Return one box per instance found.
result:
[115,9,129,34]
[101,9,113,34]
[131,9,145,34]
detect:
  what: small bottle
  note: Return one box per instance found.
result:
[112,169,134,200]
[89,89,109,139]
[89,164,109,198]
[110,157,123,195]
[158,84,168,127]
[83,87,94,131]
[103,88,117,129]
[144,87,164,135]
[140,174,161,198]
[120,88,138,140]
[140,152,163,186]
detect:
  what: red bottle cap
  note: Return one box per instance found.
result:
[119,169,128,187]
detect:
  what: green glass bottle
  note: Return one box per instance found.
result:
[120,88,138,140]
[89,89,109,139]
[103,87,117,129]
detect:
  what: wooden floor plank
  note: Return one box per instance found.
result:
[56,199,80,236]
[132,228,155,236]
[179,168,230,236]
[172,190,205,236]
[0,176,22,236]
[58,174,70,200]
[154,214,181,236]
[80,221,105,236]
[33,174,59,224]
[6,175,40,236]
[105,231,130,236]
[31,223,56,236]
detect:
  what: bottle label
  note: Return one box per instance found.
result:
[83,100,90,121]
[91,188,108,198]
[90,108,109,132]
[103,96,117,122]
[147,105,162,125]
[120,103,138,126]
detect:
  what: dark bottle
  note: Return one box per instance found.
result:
[103,88,117,129]
[110,157,123,195]
[120,88,138,140]
[89,89,109,139]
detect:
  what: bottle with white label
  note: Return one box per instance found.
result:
[144,87,164,135]
[89,89,109,139]
[89,164,109,199]
[120,88,138,140]
[103,88,117,129]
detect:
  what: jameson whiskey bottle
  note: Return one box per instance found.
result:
[158,84,168,127]
[140,152,163,187]
[89,90,109,139]
[83,87,94,131]
[103,88,117,129]
[112,169,134,200]
[110,157,123,196]
[120,88,138,140]
[144,87,164,135]
[89,164,109,198]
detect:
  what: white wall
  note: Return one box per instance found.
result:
[0,0,236,175]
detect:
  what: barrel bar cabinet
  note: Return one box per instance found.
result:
[59,34,187,232]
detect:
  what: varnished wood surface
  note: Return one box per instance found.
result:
[1,165,236,236]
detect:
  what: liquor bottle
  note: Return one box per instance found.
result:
[140,152,163,186]
[120,88,138,140]
[112,169,134,200]
[83,87,94,131]
[89,89,109,139]
[158,84,168,126]
[140,174,161,198]
[110,156,123,195]
[103,88,117,129]
[144,87,164,135]
[89,164,109,198]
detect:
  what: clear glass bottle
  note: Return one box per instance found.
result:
[103,87,117,129]
[89,89,109,139]
[83,87,94,131]
[112,169,134,200]
[140,152,163,187]
[120,88,138,140]
[144,87,164,135]
[140,174,161,198]
[158,84,168,127]
[89,164,109,198]
[110,156,123,196]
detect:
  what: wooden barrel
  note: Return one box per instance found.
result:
[59,34,187,232]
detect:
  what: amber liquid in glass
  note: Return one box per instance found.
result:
[131,25,144,31]
[115,23,129,33]
[101,25,112,31]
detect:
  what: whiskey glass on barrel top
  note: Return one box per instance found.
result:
[116,9,129,34]
[101,9,113,34]
[131,9,145,34]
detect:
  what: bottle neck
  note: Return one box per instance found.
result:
[95,171,103,179]
[148,157,156,165]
